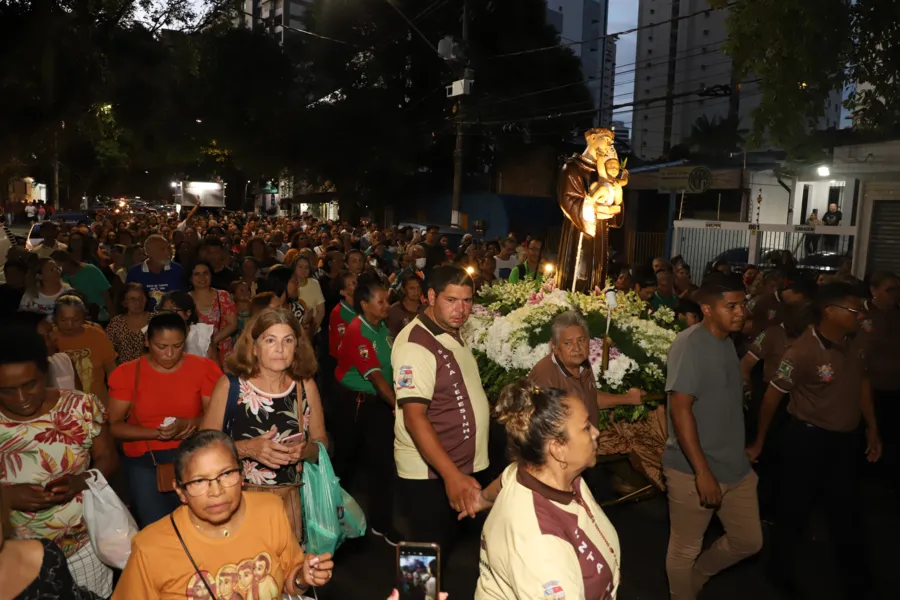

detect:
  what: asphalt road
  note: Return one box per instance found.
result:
[318,470,899,600]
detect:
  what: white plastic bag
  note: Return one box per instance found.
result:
[82,469,139,569]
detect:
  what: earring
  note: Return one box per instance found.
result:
[560,459,568,470]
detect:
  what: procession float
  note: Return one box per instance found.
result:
[466,126,676,496]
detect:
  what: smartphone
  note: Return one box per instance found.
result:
[44,475,70,492]
[397,542,440,600]
[281,432,305,445]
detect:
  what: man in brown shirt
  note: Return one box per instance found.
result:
[746,278,813,337]
[748,282,881,599]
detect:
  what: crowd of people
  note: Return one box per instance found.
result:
[0,204,896,600]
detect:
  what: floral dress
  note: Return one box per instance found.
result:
[196,288,236,364]
[231,379,309,486]
[0,391,112,596]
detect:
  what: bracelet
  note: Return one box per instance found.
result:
[294,572,310,591]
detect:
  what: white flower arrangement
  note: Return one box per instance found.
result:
[466,280,679,425]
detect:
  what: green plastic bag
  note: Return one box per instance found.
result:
[301,441,366,555]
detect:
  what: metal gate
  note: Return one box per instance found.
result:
[867,200,900,274]
[672,220,858,283]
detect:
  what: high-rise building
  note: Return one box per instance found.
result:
[236,0,313,42]
[545,1,616,126]
[630,0,842,160]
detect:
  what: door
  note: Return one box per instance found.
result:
[866,200,900,275]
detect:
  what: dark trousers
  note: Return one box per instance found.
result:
[332,385,396,533]
[770,417,868,597]
[873,388,900,489]
[397,470,494,571]
[123,449,181,529]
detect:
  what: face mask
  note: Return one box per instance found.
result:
[415,258,427,269]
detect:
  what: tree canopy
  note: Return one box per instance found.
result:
[712,0,900,147]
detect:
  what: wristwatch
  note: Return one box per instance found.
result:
[294,571,310,592]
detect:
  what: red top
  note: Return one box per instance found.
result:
[329,301,356,359]
[108,355,222,457]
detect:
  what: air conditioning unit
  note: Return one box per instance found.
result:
[446,79,474,98]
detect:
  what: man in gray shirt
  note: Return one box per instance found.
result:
[663,273,762,600]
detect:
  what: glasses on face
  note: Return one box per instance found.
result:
[179,468,242,497]
[828,304,866,315]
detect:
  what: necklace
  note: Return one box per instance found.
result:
[195,522,230,538]
[575,496,620,576]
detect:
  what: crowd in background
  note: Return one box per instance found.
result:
[0,204,897,600]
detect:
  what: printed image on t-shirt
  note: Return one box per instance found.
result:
[64,347,94,394]
[184,552,281,600]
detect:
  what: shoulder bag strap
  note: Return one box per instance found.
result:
[222,374,241,434]
[170,514,217,598]
[134,358,158,465]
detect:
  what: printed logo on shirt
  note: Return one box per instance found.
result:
[767,308,778,321]
[398,365,415,389]
[776,359,794,383]
[861,318,873,333]
[817,363,834,383]
[542,581,566,599]
[337,323,346,335]
[358,345,370,360]
[753,331,766,346]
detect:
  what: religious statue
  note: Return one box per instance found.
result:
[556,128,628,292]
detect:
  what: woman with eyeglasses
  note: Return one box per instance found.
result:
[18,258,73,315]
[107,311,222,527]
[112,430,334,599]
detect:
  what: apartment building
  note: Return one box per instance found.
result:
[630,0,842,160]
[545,0,616,126]
[236,0,313,42]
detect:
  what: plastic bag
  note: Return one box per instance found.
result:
[82,469,139,569]
[301,441,366,555]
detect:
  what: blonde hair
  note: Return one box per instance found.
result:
[227,307,317,380]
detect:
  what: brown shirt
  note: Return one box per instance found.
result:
[856,303,900,391]
[770,327,865,432]
[386,301,420,338]
[528,354,600,428]
[391,313,491,480]
[747,291,785,337]
[747,323,791,383]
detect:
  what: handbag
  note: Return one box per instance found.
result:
[244,482,304,542]
[170,514,217,598]
[133,359,177,493]
[83,470,139,569]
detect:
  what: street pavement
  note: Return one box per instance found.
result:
[319,471,899,600]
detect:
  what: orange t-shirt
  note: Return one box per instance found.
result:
[57,323,116,403]
[108,354,222,457]
[113,492,302,599]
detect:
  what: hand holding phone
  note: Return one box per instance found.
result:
[281,432,304,446]
[397,542,440,600]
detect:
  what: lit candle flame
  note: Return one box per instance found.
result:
[465,266,475,275]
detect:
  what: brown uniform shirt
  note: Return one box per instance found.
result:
[475,463,619,600]
[770,327,866,432]
[747,324,791,383]
[528,353,600,428]
[386,301,420,339]
[747,291,785,337]
[856,303,900,391]
[392,313,491,480]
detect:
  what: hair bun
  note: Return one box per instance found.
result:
[496,381,538,437]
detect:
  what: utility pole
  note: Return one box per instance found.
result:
[449,0,470,228]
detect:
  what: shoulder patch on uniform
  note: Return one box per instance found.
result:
[398,365,415,389]
[358,345,370,360]
[753,331,766,346]
[776,358,794,382]
[337,322,346,335]
[543,581,566,599]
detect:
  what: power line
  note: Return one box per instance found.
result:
[486,1,737,59]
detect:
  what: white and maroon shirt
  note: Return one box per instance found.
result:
[391,313,490,480]
[476,463,620,600]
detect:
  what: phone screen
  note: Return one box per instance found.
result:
[397,543,440,600]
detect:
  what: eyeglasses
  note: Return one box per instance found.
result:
[179,468,242,497]
[827,304,866,315]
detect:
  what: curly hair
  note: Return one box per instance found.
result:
[496,380,571,466]
[227,307,317,380]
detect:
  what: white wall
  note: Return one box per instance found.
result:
[793,179,852,225]
[748,171,791,224]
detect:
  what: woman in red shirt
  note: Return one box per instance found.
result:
[107,311,222,527]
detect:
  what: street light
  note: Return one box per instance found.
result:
[817,165,831,177]
[170,181,177,188]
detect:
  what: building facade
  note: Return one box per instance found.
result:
[630,0,842,160]
[545,1,615,127]
[236,0,313,42]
